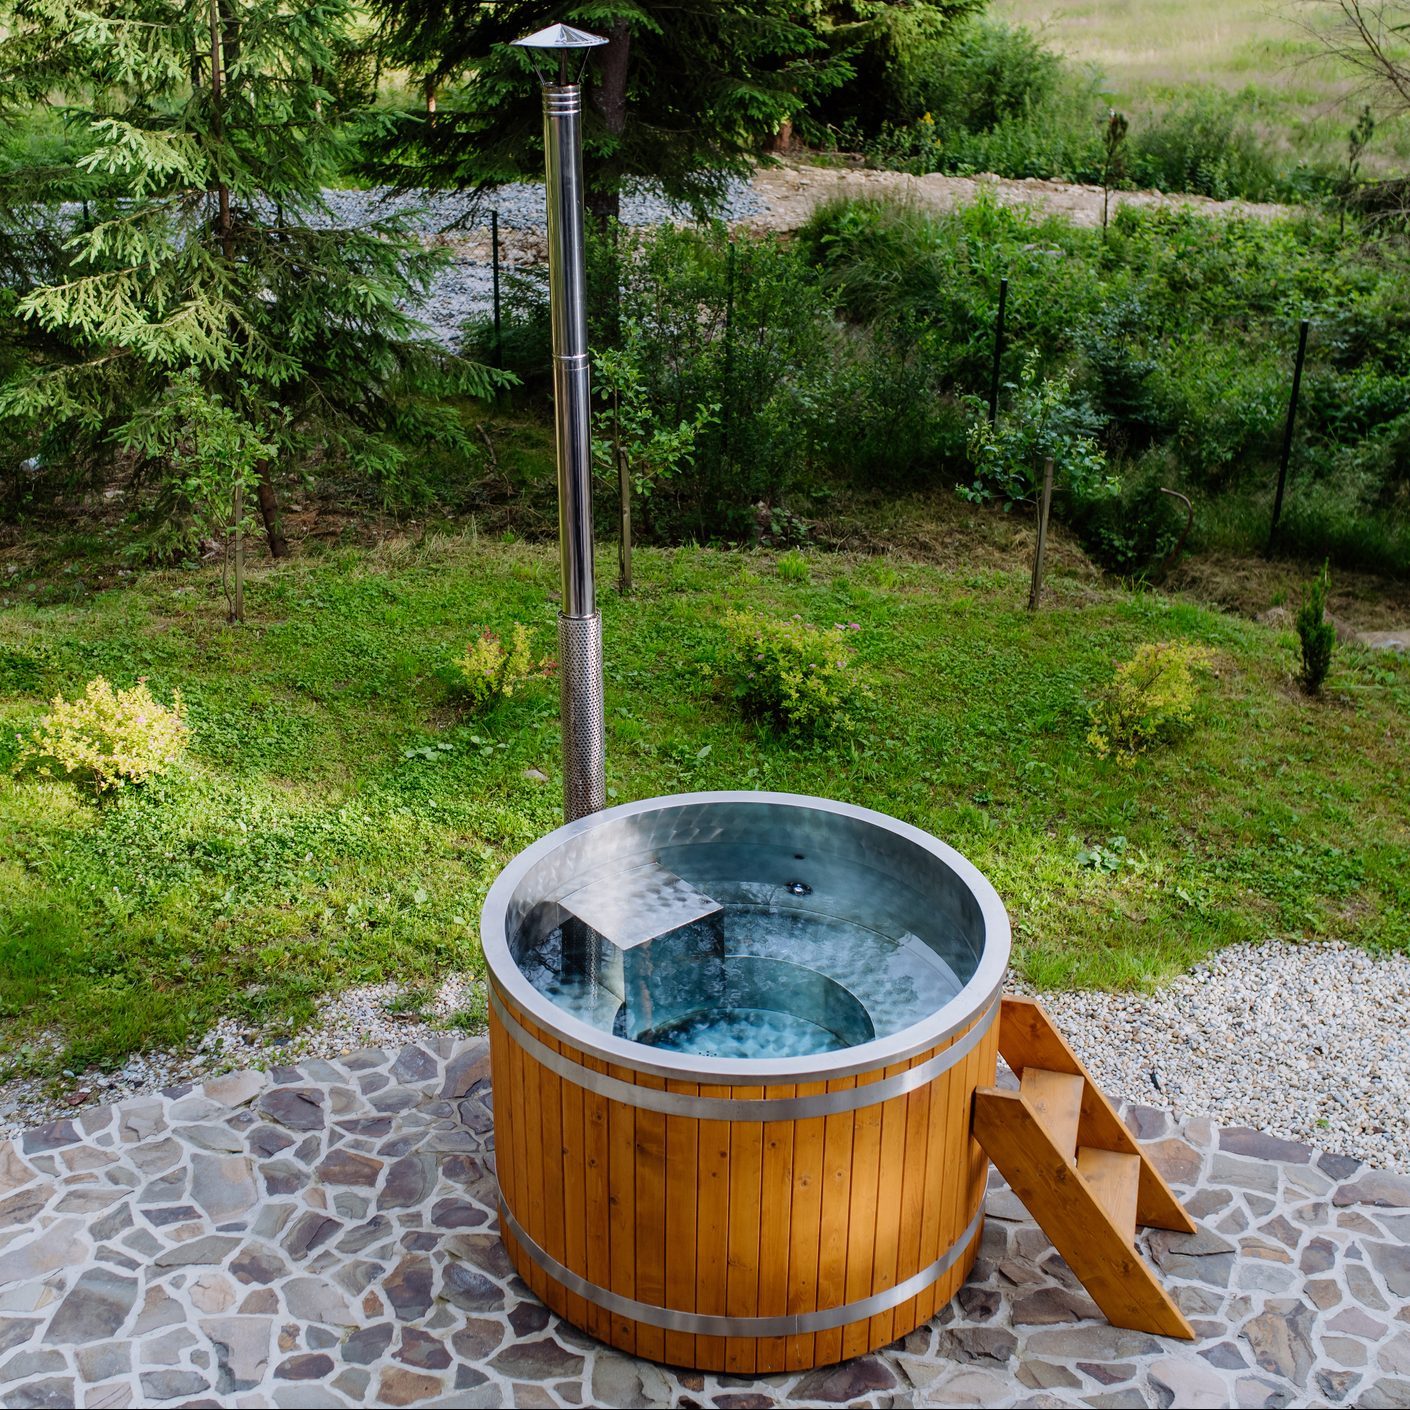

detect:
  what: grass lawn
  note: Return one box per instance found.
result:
[993,0,1410,175]
[1,533,1407,1082]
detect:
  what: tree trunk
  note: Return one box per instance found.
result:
[255,462,288,558]
[586,18,630,231]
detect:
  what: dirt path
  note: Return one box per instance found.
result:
[744,159,1290,232]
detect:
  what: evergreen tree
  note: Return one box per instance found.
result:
[0,0,503,556]
[370,0,850,223]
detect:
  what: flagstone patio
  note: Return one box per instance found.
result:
[1,1036,1407,1409]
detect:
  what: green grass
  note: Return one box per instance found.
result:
[994,0,1410,177]
[2,534,1407,1080]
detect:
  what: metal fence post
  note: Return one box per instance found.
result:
[989,277,1009,425]
[1267,318,1310,554]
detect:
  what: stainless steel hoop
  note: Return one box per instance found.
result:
[490,984,1001,1121]
[498,1194,984,1338]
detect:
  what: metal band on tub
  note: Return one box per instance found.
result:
[497,1192,983,1338]
[488,986,1000,1122]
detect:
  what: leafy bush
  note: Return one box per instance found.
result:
[452,626,552,714]
[720,611,873,737]
[1127,91,1285,203]
[470,222,838,538]
[1296,563,1336,695]
[1087,641,1214,765]
[963,353,1113,509]
[19,677,188,791]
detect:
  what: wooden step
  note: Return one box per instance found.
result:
[1020,1068,1084,1158]
[974,1088,1193,1339]
[1077,1146,1140,1243]
[997,996,1195,1235]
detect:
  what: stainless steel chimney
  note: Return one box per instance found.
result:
[512,24,609,822]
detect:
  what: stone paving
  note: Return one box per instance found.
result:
[1,1037,1407,1409]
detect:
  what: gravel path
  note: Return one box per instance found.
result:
[1013,940,1410,1173]
[4,938,1407,1169]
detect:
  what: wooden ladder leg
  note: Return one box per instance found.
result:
[974,1088,1194,1340]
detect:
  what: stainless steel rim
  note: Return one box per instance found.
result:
[490,984,1001,1117]
[480,791,1013,1085]
[498,1192,984,1337]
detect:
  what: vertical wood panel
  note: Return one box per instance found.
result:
[755,1089,796,1374]
[519,1018,549,1302]
[663,1079,700,1369]
[557,1043,589,1333]
[580,1050,613,1345]
[606,1061,638,1355]
[694,1084,732,1373]
[867,1060,914,1348]
[724,1086,765,1375]
[841,1069,884,1361]
[889,1059,935,1339]
[488,1008,514,1221]
[813,1076,857,1367]
[916,1024,961,1325]
[784,1082,827,1372]
[633,1071,668,1365]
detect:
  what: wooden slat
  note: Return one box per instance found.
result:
[538,1033,567,1293]
[784,1082,827,1372]
[997,996,1195,1234]
[517,1015,548,1302]
[694,1086,732,1373]
[580,1051,613,1346]
[914,1026,959,1326]
[557,1041,589,1333]
[1078,1146,1140,1243]
[812,1076,856,1367]
[973,1088,1194,1339]
[725,1086,765,1375]
[842,1069,884,1360]
[886,1062,934,1340]
[866,1062,911,1350]
[606,1061,638,1354]
[634,1070,668,1365]
[756,1090,796,1374]
[1020,1068,1084,1158]
[663,1078,699,1369]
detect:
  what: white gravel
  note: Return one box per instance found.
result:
[1016,939,1410,1172]
[5,939,1407,1172]
[0,976,487,1141]
[316,178,766,233]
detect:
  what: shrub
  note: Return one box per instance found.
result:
[20,677,188,791]
[963,353,1114,510]
[720,611,873,737]
[452,625,552,714]
[1127,91,1286,203]
[1296,563,1336,695]
[1087,641,1213,765]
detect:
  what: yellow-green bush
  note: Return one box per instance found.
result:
[20,677,188,791]
[1087,640,1213,765]
[453,624,552,713]
[721,610,873,737]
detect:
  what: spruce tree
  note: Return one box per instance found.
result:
[370,0,850,224]
[0,0,503,557]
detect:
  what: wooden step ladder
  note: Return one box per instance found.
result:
[972,996,1197,1340]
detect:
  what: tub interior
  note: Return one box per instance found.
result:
[505,800,988,1061]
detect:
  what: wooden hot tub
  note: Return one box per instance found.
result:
[480,792,1010,1372]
